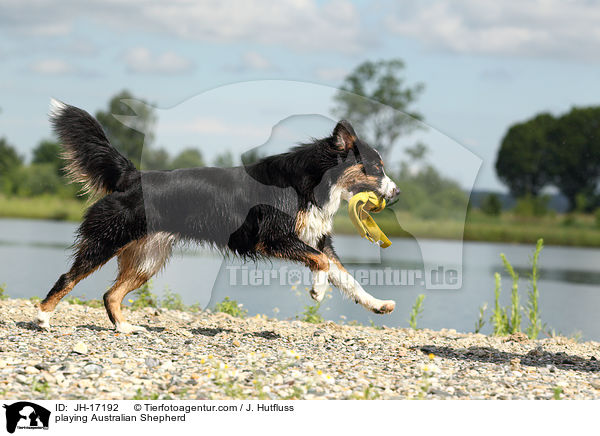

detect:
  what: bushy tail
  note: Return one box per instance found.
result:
[49,98,139,196]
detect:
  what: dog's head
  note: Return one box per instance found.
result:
[325,120,400,203]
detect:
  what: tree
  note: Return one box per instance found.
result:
[480,193,502,216]
[0,137,23,176]
[0,138,23,194]
[495,113,555,198]
[241,149,264,166]
[95,90,156,168]
[213,150,234,167]
[332,59,424,159]
[546,107,600,211]
[394,143,468,219]
[171,148,204,169]
[142,147,171,170]
[32,139,63,175]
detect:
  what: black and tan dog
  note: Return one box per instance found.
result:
[36,100,400,333]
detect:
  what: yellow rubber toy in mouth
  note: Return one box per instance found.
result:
[348,191,392,248]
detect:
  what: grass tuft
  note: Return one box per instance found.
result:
[408,294,425,329]
[298,302,324,324]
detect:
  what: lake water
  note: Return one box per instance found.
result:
[1,218,599,340]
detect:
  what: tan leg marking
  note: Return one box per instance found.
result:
[104,233,173,332]
[39,265,100,313]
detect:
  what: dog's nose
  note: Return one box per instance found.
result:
[391,187,400,198]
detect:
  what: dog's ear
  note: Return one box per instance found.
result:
[332,120,357,152]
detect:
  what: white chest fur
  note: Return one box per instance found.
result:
[297,185,343,248]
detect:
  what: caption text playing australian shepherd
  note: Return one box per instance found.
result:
[37,99,400,333]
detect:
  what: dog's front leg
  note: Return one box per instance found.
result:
[259,236,332,303]
[318,235,395,314]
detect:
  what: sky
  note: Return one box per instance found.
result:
[2,0,600,191]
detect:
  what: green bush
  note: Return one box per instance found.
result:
[394,164,469,220]
[214,297,247,318]
[130,281,158,310]
[0,284,8,301]
[513,194,549,217]
[161,289,187,311]
[480,194,502,216]
[298,302,324,324]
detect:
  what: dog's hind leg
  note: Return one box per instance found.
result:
[36,240,115,329]
[103,232,174,333]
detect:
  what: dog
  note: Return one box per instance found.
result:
[36,99,400,333]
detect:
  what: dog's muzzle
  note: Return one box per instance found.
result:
[381,175,400,204]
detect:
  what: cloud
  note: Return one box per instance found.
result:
[386,0,600,60]
[29,59,76,75]
[241,52,272,71]
[314,67,348,82]
[123,47,194,74]
[224,51,276,73]
[0,0,372,54]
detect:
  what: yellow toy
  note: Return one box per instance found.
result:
[348,191,391,248]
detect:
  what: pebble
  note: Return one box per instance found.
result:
[145,357,160,369]
[83,363,103,375]
[72,341,88,355]
[24,366,40,374]
[0,298,598,400]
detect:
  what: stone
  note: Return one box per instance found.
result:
[83,363,103,375]
[72,342,88,355]
[16,375,28,384]
[145,357,160,369]
[24,366,40,374]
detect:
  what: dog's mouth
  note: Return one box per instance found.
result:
[385,195,399,207]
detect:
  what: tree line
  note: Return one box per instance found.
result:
[8,58,594,221]
[496,107,600,212]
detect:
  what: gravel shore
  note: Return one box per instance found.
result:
[1,298,599,400]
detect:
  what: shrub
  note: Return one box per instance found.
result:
[214,297,247,318]
[0,284,8,300]
[298,302,324,324]
[160,289,186,311]
[480,193,502,216]
[130,281,158,310]
[513,194,549,217]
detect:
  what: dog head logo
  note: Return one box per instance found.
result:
[3,402,50,433]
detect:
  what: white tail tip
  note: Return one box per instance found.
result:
[49,98,67,118]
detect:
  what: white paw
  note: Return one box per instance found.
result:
[310,270,328,302]
[115,322,147,334]
[36,309,51,329]
[309,287,325,302]
[372,300,396,314]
